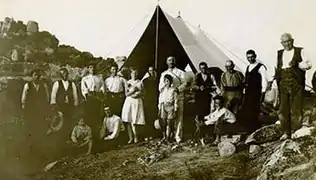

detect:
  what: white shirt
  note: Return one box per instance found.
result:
[159,68,186,99]
[50,80,79,105]
[204,107,236,125]
[247,61,268,93]
[158,87,178,110]
[105,76,127,93]
[81,74,104,98]
[280,48,312,70]
[102,115,124,140]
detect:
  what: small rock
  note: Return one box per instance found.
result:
[249,145,261,157]
[218,141,236,157]
[246,124,282,145]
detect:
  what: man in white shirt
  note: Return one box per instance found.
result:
[99,106,125,151]
[195,95,236,146]
[81,64,105,145]
[240,50,268,133]
[51,68,79,139]
[104,64,127,116]
[159,56,187,143]
[275,33,312,140]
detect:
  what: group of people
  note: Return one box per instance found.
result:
[21,32,312,156]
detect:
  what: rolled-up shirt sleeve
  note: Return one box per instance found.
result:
[299,49,312,70]
[259,66,268,93]
[21,83,29,104]
[72,82,79,106]
[105,121,121,140]
[81,78,88,99]
[50,81,59,105]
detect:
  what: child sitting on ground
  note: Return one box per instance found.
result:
[70,118,93,155]
[158,74,178,142]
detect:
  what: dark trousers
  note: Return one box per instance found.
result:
[57,103,74,140]
[107,92,125,116]
[195,92,212,120]
[84,96,102,143]
[279,72,304,136]
[240,89,262,133]
[144,98,159,138]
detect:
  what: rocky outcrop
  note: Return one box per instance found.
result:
[245,124,283,145]
[257,136,316,180]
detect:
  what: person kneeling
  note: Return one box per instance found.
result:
[158,74,178,142]
[100,106,125,150]
[202,95,236,145]
[70,118,93,155]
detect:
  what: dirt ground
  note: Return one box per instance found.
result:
[30,141,252,180]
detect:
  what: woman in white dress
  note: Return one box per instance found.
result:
[121,68,145,143]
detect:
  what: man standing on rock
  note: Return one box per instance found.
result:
[220,60,244,114]
[275,33,312,140]
[159,56,187,143]
[240,50,268,133]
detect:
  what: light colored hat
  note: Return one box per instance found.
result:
[154,119,161,130]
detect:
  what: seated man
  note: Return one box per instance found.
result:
[70,118,93,155]
[99,106,125,150]
[197,95,236,145]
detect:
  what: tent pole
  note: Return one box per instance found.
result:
[155,5,159,70]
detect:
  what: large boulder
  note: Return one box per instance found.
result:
[246,124,283,145]
[257,137,316,180]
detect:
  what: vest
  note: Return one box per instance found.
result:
[196,72,214,90]
[276,47,305,86]
[56,80,74,106]
[25,81,47,108]
[245,63,264,94]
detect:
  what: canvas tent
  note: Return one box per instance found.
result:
[122,5,243,79]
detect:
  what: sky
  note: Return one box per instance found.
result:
[1,0,316,84]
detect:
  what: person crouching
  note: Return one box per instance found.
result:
[70,118,93,155]
[99,106,125,151]
[158,74,178,142]
[201,95,236,145]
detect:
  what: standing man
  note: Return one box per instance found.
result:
[220,60,244,114]
[194,62,220,121]
[81,64,104,144]
[21,69,50,153]
[51,68,79,140]
[104,64,127,116]
[142,66,159,139]
[275,33,312,140]
[159,56,187,143]
[241,50,268,133]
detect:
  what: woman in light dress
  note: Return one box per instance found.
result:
[121,68,145,144]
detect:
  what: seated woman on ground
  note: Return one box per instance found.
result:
[198,95,236,145]
[70,118,92,155]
